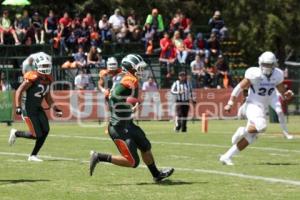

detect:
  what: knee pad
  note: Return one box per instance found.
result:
[253,118,267,133]
[244,132,257,144]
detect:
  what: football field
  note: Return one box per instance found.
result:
[0,117,300,200]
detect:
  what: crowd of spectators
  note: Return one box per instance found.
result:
[0,7,231,90]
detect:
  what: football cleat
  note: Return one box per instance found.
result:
[219,155,234,166]
[28,155,43,162]
[89,151,99,176]
[284,134,294,140]
[8,129,17,146]
[153,168,175,182]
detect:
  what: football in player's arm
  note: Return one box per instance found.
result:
[9,52,62,162]
[90,54,174,182]
[220,51,294,165]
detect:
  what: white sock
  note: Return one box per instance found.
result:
[232,126,245,144]
[277,112,289,136]
[223,144,240,159]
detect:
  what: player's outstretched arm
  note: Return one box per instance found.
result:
[224,78,251,113]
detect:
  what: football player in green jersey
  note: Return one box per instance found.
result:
[90,54,174,182]
[9,52,62,162]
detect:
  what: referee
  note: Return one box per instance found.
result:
[171,71,194,132]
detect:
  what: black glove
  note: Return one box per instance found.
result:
[16,106,22,115]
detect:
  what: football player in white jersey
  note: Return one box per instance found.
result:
[220,51,294,165]
[237,89,293,139]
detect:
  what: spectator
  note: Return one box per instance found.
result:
[172,30,188,64]
[142,76,158,92]
[159,32,176,65]
[14,13,26,43]
[66,21,79,52]
[20,9,33,45]
[83,12,96,28]
[62,46,86,69]
[183,32,195,61]
[215,55,232,88]
[204,62,219,89]
[87,45,103,68]
[20,10,31,30]
[74,69,90,90]
[127,10,141,41]
[59,12,72,28]
[0,72,12,91]
[44,10,58,39]
[72,14,81,27]
[89,26,101,47]
[108,8,126,42]
[22,56,35,74]
[32,12,45,44]
[55,22,70,55]
[190,53,206,88]
[144,23,155,55]
[181,12,192,35]
[208,10,228,39]
[193,32,209,58]
[207,32,221,58]
[144,8,164,38]
[98,14,111,42]
[77,21,90,48]
[159,32,176,87]
[0,10,20,45]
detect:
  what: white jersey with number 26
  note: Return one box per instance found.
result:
[245,67,284,108]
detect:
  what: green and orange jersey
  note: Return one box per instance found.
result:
[22,71,53,114]
[109,72,139,127]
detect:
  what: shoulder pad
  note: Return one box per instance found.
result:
[24,71,39,82]
[120,73,138,89]
[272,68,284,84]
[245,67,261,83]
[99,69,108,78]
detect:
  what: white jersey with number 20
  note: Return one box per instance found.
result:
[245,67,284,108]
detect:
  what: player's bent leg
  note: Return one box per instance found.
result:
[232,127,246,144]
[113,139,140,168]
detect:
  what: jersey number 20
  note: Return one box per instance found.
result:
[258,88,274,96]
[34,84,49,97]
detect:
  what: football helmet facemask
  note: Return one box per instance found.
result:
[258,51,277,76]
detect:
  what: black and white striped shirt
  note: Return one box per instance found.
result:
[171,80,193,102]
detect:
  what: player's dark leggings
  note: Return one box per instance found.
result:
[15,111,50,156]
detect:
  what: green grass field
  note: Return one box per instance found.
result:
[0,117,300,200]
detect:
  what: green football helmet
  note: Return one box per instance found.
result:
[121,54,147,78]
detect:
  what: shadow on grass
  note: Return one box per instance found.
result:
[107,179,208,186]
[0,179,50,185]
[258,162,299,166]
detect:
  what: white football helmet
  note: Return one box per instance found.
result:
[107,57,118,71]
[258,51,277,76]
[34,52,52,75]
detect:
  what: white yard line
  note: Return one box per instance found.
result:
[0,151,300,186]
[49,134,300,154]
